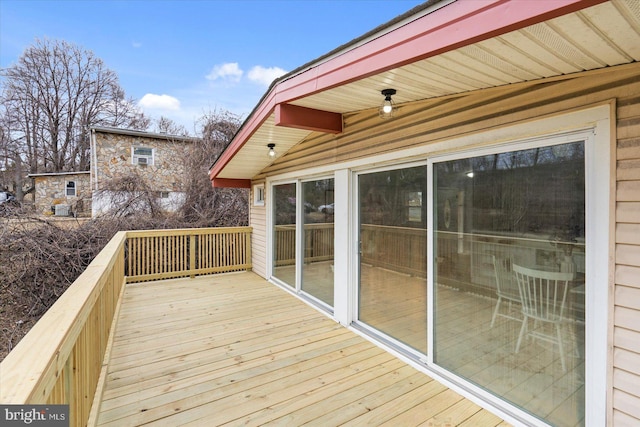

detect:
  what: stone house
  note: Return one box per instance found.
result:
[90,126,196,217]
[29,171,91,216]
[29,127,196,217]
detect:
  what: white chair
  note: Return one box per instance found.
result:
[490,255,522,328]
[513,264,574,372]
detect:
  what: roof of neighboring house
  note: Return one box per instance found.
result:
[91,126,197,143]
[28,171,91,178]
[209,0,640,186]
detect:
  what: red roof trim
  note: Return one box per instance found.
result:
[209,0,606,183]
[275,104,343,134]
[208,89,277,182]
[211,178,251,189]
[275,0,606,100]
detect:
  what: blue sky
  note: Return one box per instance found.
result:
[1,0,424,133]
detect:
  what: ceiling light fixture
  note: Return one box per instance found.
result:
[379,88,397,119]
[267,143,277,158]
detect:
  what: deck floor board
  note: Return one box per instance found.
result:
[96,272,508,426]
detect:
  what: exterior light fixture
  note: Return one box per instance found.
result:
[466,171,475,178]
[379,88,397,119]
[267,143,277,158]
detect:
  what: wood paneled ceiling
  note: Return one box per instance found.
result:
[212,0,640,182]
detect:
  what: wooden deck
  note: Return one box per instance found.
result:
[94,272,509,426]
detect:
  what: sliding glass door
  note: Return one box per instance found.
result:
[357,165,427,354]
[271,178,335,309]
[273,182,296,287]
[432,141,586,426]
[301,178,334,306]
[352,139,588,425]
[270,131,593,425]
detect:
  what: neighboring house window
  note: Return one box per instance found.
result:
[253,184,265,206]
[132,146,154,166]
[159,191,170,199]
[66,181,76,197]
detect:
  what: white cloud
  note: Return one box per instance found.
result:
[206,62,243,83]
[247,65,287,86]
[138,94,181,111]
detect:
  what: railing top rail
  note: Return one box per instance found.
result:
[436,230,586,248]
[361,224,584,248]
[125,226,252,238]
[360,224,427,235]
[0,231,128,403]
[301,222,335,228]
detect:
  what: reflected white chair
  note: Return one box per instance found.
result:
[513,264,574,372]
[490,255,522,328]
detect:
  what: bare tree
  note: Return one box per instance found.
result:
[155,116,189,136]
[95,170,164,218]
[0,122,10,190]
[180,110,248,226]
[0,39,150,196]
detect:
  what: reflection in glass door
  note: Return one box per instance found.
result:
[301,178,334,307]
[357,165,427,354]
[273,182,296,287]
[433,142,586,426]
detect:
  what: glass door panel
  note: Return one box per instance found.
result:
[301,179,334,306]
[358,165,427,353]
[273,183,296,287]
[433,142,585,426]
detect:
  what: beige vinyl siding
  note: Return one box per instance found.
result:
[250,62,640,423]
[250,181,267,278]
[614,92,640,424]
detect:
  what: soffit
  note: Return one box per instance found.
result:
[215,0,640,180]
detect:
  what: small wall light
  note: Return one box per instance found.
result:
[379,89,397,119]
[267,143,277,158]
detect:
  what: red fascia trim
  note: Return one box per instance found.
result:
[276,0,606,99]
[208,90,277,182]
[209,0,605,183]
[275,104,343,134]
[211,178,251,188]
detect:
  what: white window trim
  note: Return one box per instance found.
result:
[65,180,76,197]
[253,184,265,206]
[426,127,605,426]
[132,146,155,166]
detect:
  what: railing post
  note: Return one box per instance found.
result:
[246,229,252,270]
[189,233,196,278]
[65,351,75,427]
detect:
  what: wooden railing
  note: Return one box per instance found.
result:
[274,223,424,274]
[274,223,335,266]
[304,223,334,263]
[361,224,427,277]
[0,227,252,427]
[0,231,127,427]
[126,227,252,282]
[274,224,296,266]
